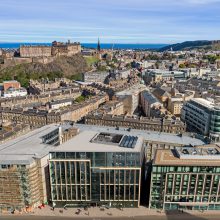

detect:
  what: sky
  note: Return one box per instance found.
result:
[1,0,220,44]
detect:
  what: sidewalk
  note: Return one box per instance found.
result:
[31,206,165,218]
[31,206,220,218]
[2,205,220,218]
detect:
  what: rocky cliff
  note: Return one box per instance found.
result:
[0,54,89,87]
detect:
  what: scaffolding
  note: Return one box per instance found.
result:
[0,164,41,213]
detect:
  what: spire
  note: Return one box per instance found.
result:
[97,38,101,52]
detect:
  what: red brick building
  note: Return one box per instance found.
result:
[3,81,21,91]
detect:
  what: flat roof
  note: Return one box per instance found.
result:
[0,124,61,165]
[116,84,146,96]
[176,145,220,160]
[154,148,220,166]
[148,69,184,74]
[72,124,204,146]
[3,80,19,83]
[191,98,214,109]
[52,130,144,153]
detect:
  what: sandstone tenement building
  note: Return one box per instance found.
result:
[0,124,30,144]
[0,95,108,127]
[28,78,77,95]
[0,89,81,108]
[85,114,186,134]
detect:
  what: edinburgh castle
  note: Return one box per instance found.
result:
[19,40,81,58]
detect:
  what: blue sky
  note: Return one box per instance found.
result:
[1,0,220,43]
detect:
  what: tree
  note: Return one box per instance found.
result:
[179,63,186,68]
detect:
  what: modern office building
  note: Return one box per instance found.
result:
[150,145,220,211]
[49,129,145,208]
[73,124,204,163]
[181,98,220,142]
[0,121,205,213]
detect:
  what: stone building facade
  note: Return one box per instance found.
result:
[20,45,52,58]
[51,41,81,56]
[0,95,108,127]
[0,124,30,144]
[85,114,186,134]
[28,78,76,95]
[0,89,81,108]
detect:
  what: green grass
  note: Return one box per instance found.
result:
[70,73,83,81]
[85,56,99,66]
[75,95,86,103]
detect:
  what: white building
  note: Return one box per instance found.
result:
[2,87,27,98]
[47,99,73,110]
[83,71,109,83]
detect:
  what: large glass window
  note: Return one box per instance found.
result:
[56,152,65,159]
[94,152,106,167]
[66,152,75,159]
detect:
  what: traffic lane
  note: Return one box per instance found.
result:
[0,214,220,220]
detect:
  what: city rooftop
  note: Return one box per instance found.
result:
[0,123,205,165]
[154,145,220,166]
[52,130,144,153]
[74,124,204,146]
[0,124,70,165]
[191,98,215,109]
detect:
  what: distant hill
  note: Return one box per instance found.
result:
[0,54,89,87]
[159,40,220,51]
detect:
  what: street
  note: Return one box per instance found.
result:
[1,214,220,220]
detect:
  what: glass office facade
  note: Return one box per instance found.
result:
[210,108,220,142]
[49,151,142,207]
[150,165,220,210]
[182,100,220,142]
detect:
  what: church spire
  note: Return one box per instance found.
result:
[97,38,101,52]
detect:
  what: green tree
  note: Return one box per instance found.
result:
[179,63,186,68]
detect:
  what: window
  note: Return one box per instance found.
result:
[1,165,7,169]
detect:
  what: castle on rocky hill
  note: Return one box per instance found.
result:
[19,40,81,58]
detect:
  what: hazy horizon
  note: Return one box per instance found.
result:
[0,41,169,44]
[0,42,168,50]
